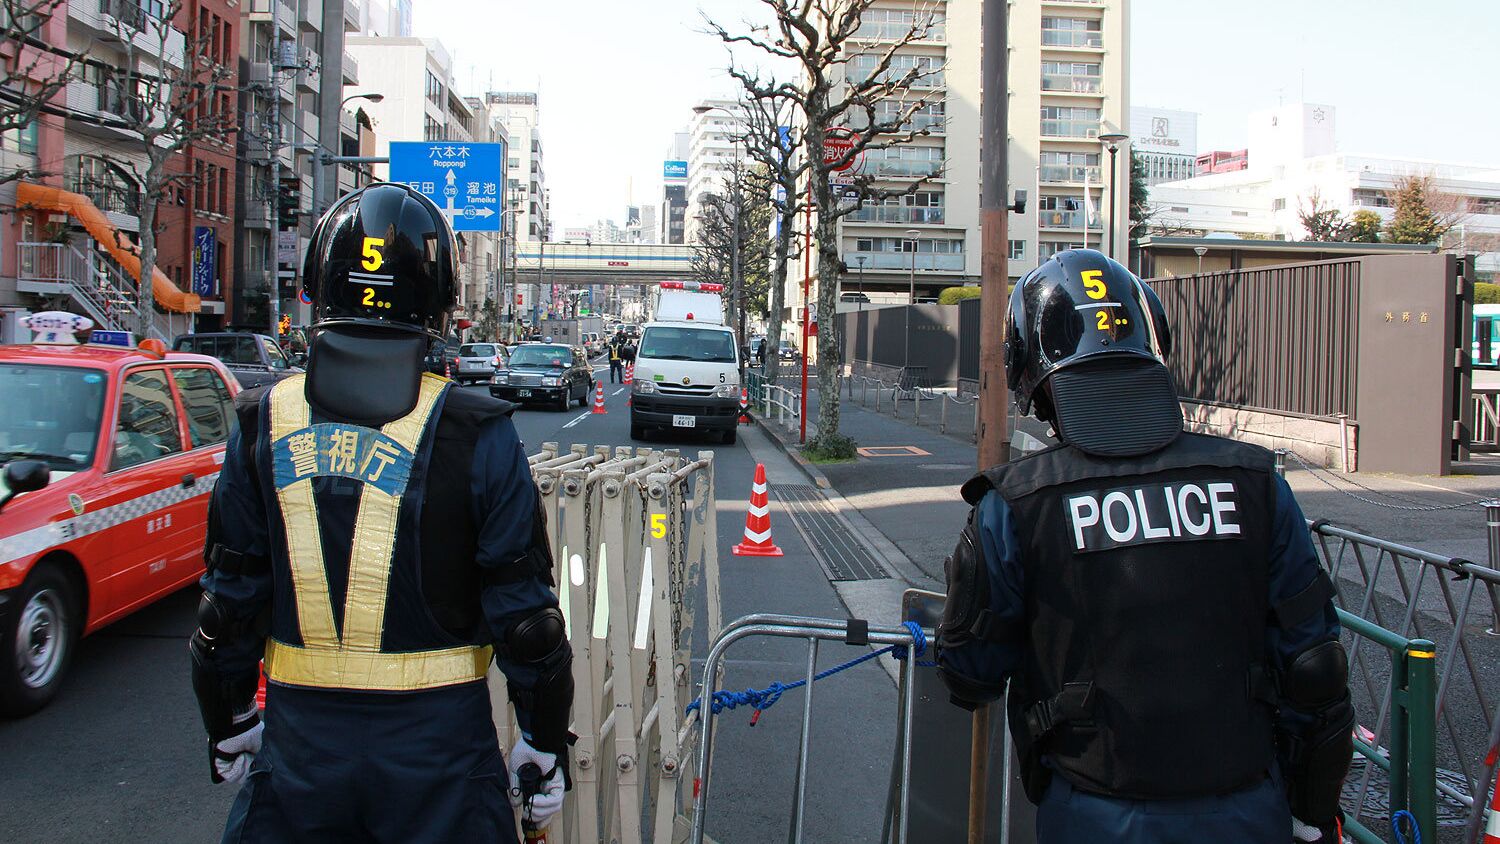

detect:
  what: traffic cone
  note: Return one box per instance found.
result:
[732,463,783,557]
[1484,740,1500,843]
[624,362,634,384]
[738,387,752,425]
[592,381,607,414]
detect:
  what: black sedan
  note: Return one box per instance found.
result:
[489,344,593,411]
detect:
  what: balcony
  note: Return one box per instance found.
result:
[65,174,140,217]
[1037,209,1101,230]
[299,0,322,30]
[1041,73,1101,94]
[852,21,946,42]
[864,159,943,179]
[341,49,358,85]
[344,0,360,31]
[845,205,945,225]
[296,46,320,92]
[844,251,965,272]
[1041,120,1099,140]
[1039,164,1101,184]
[1042,30,1103,48]
[847,68,945,90]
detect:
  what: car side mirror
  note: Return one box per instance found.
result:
[290,352,308,368]
[0,459,50,512]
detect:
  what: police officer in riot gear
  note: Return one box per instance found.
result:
[190,183,572,842]
[937,249,1351,843]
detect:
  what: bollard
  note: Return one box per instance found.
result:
[913,389,921,424]
[1274,449,1287,478]
[1486,501,1500,636]
[940,396,948,434]
[1337,413,1351,473]
[875,384,882,413]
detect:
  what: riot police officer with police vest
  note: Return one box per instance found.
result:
[189,183,572,841]
[937,249,1352,843]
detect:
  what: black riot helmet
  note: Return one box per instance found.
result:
[1005,249,1181,457]
[302,183,458,339]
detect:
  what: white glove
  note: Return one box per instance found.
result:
[213,716,263,785]
[1292,816,1327,842]
[507,737,566,828]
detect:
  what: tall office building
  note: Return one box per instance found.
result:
[485,92,550,242]
[662,131,689,244]
[801,0,1130,308]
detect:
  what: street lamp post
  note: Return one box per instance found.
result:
[1194,245,1208,274]
[905,228,920,374]
[1099,132,1129,260]
[311,93,385,221]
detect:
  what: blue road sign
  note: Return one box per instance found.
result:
[388,141,504,232]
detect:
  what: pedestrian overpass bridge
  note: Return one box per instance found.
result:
[514,242,696,285]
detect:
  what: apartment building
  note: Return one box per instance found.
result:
[234,0,357,330]
[1130,106,1197,186]
[802,0,1130,311]
[685,98,749,245]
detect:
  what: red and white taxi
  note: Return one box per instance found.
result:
[0,315,239,715]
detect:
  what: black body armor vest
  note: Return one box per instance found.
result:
[963,433,1278,800]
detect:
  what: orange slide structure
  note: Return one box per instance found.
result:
[17,182,201,313]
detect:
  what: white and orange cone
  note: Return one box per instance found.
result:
[738,387,752,425]
[732,463,783,557]
[1484,739,1500,843]
[592,381,607,414]
[624,362,634,384]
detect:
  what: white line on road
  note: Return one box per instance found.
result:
[562,411,590,429]
[613,388,625,396]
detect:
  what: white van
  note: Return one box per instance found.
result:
[630,282,741,443]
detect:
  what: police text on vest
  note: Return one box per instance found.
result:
[1065,481,1241,553]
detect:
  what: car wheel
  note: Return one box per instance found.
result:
[630,424,647,440]
[0,562,79,717]
[721,428,738,446]
[555,388,570,412]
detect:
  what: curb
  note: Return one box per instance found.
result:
[751,415,832,490]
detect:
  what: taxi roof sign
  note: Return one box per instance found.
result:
[22,311,93,344]
[87,329,134,348]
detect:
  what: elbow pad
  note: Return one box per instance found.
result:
[503,607,574,756]
[1278,640,1355,824]
[189,592,261,741]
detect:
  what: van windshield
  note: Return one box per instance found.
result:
[639,326,737,364]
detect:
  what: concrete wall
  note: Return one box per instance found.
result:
[1181,401,1355,470]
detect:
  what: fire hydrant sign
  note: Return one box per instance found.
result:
[823,129,858,171]
[388,141,504,232]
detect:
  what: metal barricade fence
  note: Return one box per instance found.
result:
[493,442,722,844]
[1277,451,1500,842]
[688,614,934,844]
[745,370,801,432]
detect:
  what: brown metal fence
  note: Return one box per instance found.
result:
[1147,259,1362,418]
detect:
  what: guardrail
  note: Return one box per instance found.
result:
[506,442,721,844]
[746,370,802,432]
[845,372,981,443]
[1277,452,1500,841]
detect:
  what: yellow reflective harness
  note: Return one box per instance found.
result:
[262,373,492,691]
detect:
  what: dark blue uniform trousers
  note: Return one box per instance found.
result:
[1035,769,1290,843]
[222,681,517,844]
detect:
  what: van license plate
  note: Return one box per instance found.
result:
[516,389,531,398]
[672,415,696,428]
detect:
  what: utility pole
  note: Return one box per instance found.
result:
[974,2,1010,843]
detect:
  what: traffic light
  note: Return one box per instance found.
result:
[277,178,300,220]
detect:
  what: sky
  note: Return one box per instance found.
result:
[414,0,1500,231]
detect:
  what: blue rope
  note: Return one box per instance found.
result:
[685,621,936,725]
[1391,809,1420,844]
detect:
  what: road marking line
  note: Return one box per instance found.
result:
[562,411,590,429]
[613,388,625,396]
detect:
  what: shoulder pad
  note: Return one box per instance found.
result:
[960,443,1068,505]
[440,387,518,427]
[1174,432,1276,473]
[233,384,271,413]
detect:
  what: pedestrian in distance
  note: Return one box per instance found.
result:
[190,183,573,843]
[608,331,626,383]
[937,249,1351,844]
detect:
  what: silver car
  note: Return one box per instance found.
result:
[455,342,507,385]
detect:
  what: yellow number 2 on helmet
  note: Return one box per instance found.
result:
[1082,269,1106,300]
[361,236,385,271]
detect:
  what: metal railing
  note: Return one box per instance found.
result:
[746,370,802,431]
[1277,452,1500,841]
[509,443,721,844]
[688,614,934,844]
[16,241,172,339]
[846,371,982,443]
[1471,389,1500,453]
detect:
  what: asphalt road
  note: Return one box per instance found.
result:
[0,363,897,843]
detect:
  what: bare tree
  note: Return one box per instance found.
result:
[1298,189,1348,242]
[736,92,806,386]
[708,0,942,452]
[0,0,78,185]
[95,1,235,335]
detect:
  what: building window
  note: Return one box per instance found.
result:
[219,167,229,215]
[853,8,945,41]
[1271,198,1286,211]
[1039,150,1101,183]
[424,115,444,141]
[425,70,444,104]
[1041,16,1102,47]
[1009,240,1026,260]
[1041,61,1102,93]
[847,52,944,87]
[1040,105,1101,138]
[1471,196,1500,215]
[1039,241,1084,259]
[862,143,944,177]
[1351,188,1392,208]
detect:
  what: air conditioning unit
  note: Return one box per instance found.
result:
[1085,128,1099,139]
